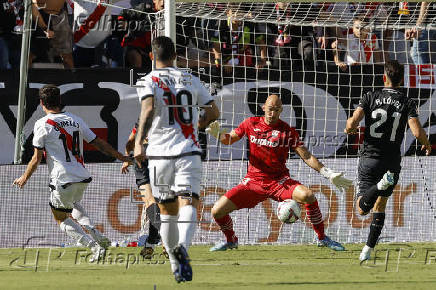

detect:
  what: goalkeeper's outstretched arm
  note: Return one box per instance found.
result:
[294,146,324,172]
[219,130,241,145]
[294,145,353,191]
[206,121,240,145]
[198,101,220,129]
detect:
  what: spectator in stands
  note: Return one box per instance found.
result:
[320,2,392,63]
[355,2,392,62]
[270,2,292,70]
[270,2,318,71]
[175,16,213,69]
[211,7,267,74]
[405,2,436,64]
[333,16,383,71]
[72,0,113,67]
[103,34,124,68]
[0,0,23,69]
[117,0,161,69]
[316,3,358,65]
[31,0,74,68]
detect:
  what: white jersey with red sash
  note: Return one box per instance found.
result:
[32,112,96,186]
[136,67,214,158]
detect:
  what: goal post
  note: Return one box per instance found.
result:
[164,0,176,43]
[14,0,33,164]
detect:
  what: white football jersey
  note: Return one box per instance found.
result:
[32,112,96,186]
[341,32,379,65]
[136,67,214,157]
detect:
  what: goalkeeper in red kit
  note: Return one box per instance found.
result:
[206,94,353,251]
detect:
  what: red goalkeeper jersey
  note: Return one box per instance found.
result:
[234,117,303,179]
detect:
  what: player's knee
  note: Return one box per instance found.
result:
[373,205,386,213]
[358,207,369,216]
[211,205,221,219]
[357,197,371,216]
[211,202,228,219]
[179,194,199,207]
[301,188,316,203]
[53,212,69,223]
[373,199,388,213]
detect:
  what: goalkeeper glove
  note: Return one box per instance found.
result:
[205,121,227,140]
[320,167,353,192]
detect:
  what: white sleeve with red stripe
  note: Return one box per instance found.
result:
[137,75,155,101]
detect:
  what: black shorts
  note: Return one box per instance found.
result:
[357,157,401,198]
[134,144,150,187]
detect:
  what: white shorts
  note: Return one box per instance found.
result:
[148,155,201,202]
[49,182,89,212]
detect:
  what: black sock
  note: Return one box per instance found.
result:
[359,185,381,213]
[146,203,161,244]
[366,212,385,248]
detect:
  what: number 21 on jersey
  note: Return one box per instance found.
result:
[369,108,402,141]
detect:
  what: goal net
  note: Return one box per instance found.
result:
[0,1,435,248]
[173,1,436,245]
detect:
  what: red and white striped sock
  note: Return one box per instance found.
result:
[305,200,325,240]
[214,215,237,243]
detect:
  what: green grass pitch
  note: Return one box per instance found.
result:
[1,243,436,290]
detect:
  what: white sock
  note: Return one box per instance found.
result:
[60,218,93,247]
[72,202,93,227]
[72,202,107,242]
[363,245,373,252]
[377,179,387,190]
[377,171,394,190]
[178,205,197,250]
[140,204,149,235]
[160,214,179,273]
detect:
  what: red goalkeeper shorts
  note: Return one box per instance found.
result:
[224,175,301,209]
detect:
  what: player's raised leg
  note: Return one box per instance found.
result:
[210,195,239,251]
[292,185,345,251]
[356,158,397,215]
[357,173,395,215]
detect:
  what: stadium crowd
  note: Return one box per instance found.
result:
[0,1,435,70]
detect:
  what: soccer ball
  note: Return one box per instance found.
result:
[276,200,301,224]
